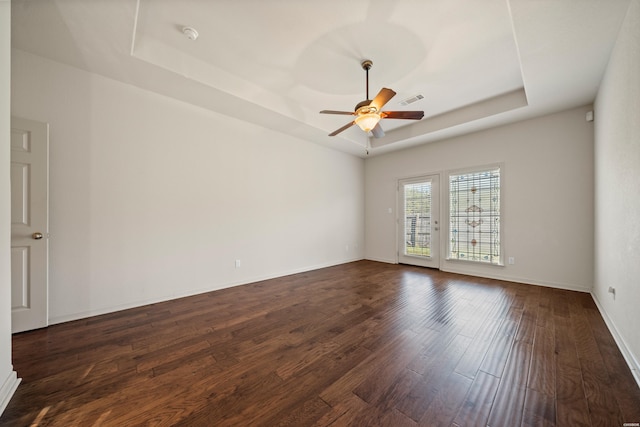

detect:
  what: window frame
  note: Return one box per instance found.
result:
[445,163,504,267]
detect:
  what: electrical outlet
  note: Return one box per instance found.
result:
[508,257,515,265]
[235,259,241,268]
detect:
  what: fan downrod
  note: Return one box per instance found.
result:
[361,59,373,101]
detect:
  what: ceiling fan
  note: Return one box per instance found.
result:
[320,59,424,138]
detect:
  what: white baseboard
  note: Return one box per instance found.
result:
[0,368,21,416]
[367,258,591,293]
[364,256,397,264]
[591,293,640,389]
[439,267,591,293]
[49,257,366,325]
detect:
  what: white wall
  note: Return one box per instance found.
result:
[0,0,20,415]
[593,1,640,383]
[365,106,594,291]
[11,49,365,323]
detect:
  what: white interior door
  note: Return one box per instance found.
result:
[398,175,440,268]
[11,117,49,333]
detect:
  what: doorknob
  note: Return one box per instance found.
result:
[32,232,44,240]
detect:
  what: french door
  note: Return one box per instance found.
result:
[398,175,440,268]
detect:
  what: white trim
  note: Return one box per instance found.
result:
[0,369,21,416]
[365,256,398,265]
[49,257,364,325]
[591,293,640,389]
[444,257,506,268]
[439,266,591,293]
[368,256,590,293]
[366,257,591,294]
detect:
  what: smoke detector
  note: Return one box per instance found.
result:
[182,27,199,41]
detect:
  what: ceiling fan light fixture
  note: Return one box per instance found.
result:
[355,113,381,132]
[320,59,423,138]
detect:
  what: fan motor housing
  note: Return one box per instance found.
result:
[355,99,373,111]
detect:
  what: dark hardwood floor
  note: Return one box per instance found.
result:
[2,261,639,426]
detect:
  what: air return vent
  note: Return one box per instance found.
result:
[399,94,424,106]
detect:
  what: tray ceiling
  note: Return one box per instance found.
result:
[11,0,631,157]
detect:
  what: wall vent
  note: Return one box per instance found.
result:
[399,94,424,106]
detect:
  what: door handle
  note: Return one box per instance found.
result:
[32,232,44,240]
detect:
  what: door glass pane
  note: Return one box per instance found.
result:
[404,181,432,257]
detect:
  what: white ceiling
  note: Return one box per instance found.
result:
[11,0,631,157]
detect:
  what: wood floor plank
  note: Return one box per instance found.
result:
[406,323,464,376]
[478,316,519,378]
[570,304,604,364]
[516,309,539,345]
[550,289,570,318]
[521,387,556,427]
[556,365,591,427]
[417,371,473,426]
[584,307,640,422]
[2,261,638,426]
[580,357,624,426]
[312,394,372,426]
[452,370,500,427]
[594,337,640,423]
[319,328,419,406]
[455,315,505,380]
[395,334,472,422]
[536,289,555,330]
[486,340,533,427]
[528,325,556,398]
[554,314,581,373]
[352,333,424,404]
[370,368,424,413]
[261,397,331,427]
[380,408,419,427]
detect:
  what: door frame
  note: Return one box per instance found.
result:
[397,173,441,269]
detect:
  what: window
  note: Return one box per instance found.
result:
[448,166,501,264]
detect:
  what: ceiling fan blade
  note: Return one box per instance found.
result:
[320,110,355,115]
[370,88,396,111]
[382,111,424,120]
[328,121,356,136]
[371,123,385,138]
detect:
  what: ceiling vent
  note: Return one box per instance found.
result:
[399,94,424,106]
